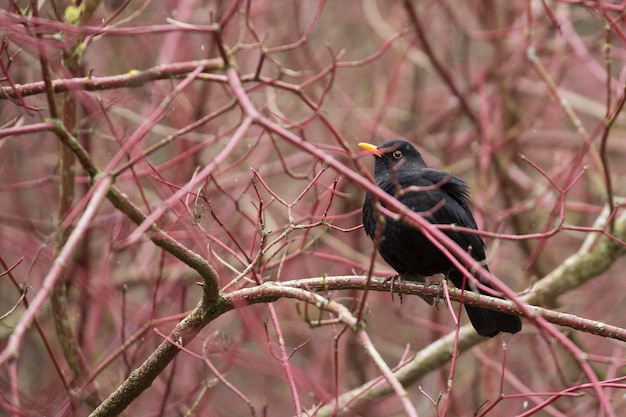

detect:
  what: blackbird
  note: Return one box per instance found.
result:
[359,140,521,337]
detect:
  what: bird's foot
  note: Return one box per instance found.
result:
[383,274,403,304]
[428,280,444,310]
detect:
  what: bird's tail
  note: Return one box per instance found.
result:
[463,304,521,337]
[448,270,522,337]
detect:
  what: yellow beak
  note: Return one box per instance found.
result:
[358,142,383,157]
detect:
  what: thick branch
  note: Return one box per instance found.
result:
[0,59,224,99]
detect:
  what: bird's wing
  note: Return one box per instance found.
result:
[417,170,474,218]
[398,169,487,263]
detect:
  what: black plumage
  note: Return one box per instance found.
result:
[360,140,521,337]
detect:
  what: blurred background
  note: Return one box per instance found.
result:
[1,1,626,416]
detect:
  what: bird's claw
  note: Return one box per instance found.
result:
[429,280,444,310]
[383,274,403,304]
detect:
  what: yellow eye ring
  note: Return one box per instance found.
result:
[392,150,403,159]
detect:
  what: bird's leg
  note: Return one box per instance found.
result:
[383,274,403,304]
[429,279,444,310]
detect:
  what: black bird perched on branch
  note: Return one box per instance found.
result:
[359,140,521,337]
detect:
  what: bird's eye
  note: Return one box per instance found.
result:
[392,150,403,159]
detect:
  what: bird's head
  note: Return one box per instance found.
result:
[359,140,427,178]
